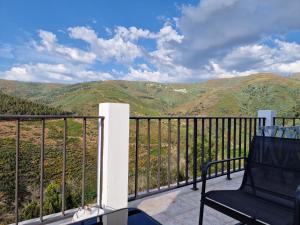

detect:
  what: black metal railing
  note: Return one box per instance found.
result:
[0,115,105,225]
[128,116,265,201]
[0,114,268,224]
[273,117,300,126]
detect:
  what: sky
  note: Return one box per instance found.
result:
[0,0,300,83]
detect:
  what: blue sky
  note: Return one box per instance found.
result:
[0,0,300,83]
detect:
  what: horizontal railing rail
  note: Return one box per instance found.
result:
[130,116,261,119]
[0,115,105,225]
[128,116,266,201]
[0,115,104,120]
[273,117,300,126]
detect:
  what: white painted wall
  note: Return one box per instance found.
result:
[98,103,130,210]
[258,110,277,126]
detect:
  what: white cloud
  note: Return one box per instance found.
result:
[273,61,300,74]
[1,0,300,83]
[114,26,153,41]
[124,67,174,82]
[212,40,300,76]
[176,0,300,68]
[1,63,113,83]
[68,26,143,64]
[35,30,97,64]
[156,24,183,47]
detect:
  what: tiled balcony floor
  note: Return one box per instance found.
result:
[129,172,243,225]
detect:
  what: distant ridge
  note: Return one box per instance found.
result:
[172,73,300,117]
[0,73,299,117]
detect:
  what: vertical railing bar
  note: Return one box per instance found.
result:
[62,118,67,216]
[201,118,205,175]
[293,118,296,126]
[167,119,171,188]
[282,118,285,127]
[134,119,139,197]
[81,118,87,207]
[99,118,104,208]
[258,118,261,128]
[40,119,45,221]
[185,119,189,184]
[221,118,225,174]
[254,118,257,136]
[238,118,242,170]
[158,119,161,190]
[147,119,150,193]
[273,117,276,126]
[208,118,212,178]
[192,118,198,190]
[215,118,219,177]
[233,118,236,172]
[249,118,252,152]
[177,118,180,186]
[243,118,247,168]
[15,119,20,225]
[226,118,231,180]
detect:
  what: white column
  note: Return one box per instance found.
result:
[258,110,277,126]
[98,103,130,210]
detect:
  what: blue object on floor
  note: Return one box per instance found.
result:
[69,208,162,225]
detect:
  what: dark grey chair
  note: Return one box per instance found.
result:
[199,136,300,225]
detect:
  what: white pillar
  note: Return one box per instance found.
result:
[258,110,277,126]
[98,103,130,210]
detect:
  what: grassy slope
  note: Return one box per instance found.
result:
[46,81,207,115]
[0,79,64,100]
[0,73,299,116]
[172,73,300,117]
[0,80,203,116]
[0,91,69,115]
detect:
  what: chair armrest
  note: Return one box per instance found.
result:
[295,185,300,225]
[201,157,244,198]
[202,157,245,177]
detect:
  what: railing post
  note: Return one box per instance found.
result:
[226,118,231,180]
[192,118,198,190]
[15,119,20,225]
[98,103,130,210]
[134,119,139,198]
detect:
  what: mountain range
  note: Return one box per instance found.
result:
[0,73,299,116]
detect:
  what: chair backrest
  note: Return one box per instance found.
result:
[242,136,300,208]
[257,126,300,138]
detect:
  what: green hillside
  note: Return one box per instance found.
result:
[0,80,203,115]
[0,73,299,117]
[0,79,64,100]
[172,74,300,117]
[0,91,70,115]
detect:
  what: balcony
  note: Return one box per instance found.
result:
[0,105,299,225]
[129,172,244,225]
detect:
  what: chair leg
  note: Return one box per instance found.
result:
[198,199,205,225]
